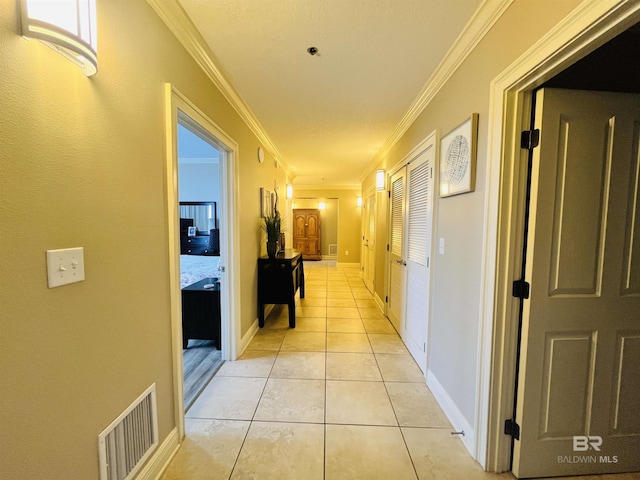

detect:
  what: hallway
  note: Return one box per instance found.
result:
[160,262,640,480]
[161,261,511,479]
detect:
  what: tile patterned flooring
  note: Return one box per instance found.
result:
[161,262,640,480]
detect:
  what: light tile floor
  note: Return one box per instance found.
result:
[162,262,640,480]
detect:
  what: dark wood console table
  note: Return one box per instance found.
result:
[181,277,221,349]
[258,249,305,328]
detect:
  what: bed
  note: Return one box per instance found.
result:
[180,254,221,289]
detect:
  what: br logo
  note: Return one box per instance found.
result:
[573,436,603,452]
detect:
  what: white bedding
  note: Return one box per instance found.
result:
[180,255,221,288]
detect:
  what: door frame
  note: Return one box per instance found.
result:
[164,84,241,439]
[481,1,640,472]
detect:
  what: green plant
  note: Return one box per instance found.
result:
[262,214,281,242]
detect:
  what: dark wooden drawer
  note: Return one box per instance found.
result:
[181,236,214,255]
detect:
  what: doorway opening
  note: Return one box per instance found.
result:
[165,84,241,439]
[482,2,640,475]
[177,120,224,410]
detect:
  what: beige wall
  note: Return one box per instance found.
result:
[0,1,285,478]
[294,188,362,263]
[362,0,582,432]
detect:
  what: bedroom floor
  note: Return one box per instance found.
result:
[160,262,638,480]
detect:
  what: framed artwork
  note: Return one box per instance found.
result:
[260,188,272,217]
[439,113,478,197]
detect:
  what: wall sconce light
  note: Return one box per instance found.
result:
[356,196,363,207]
[318,202,327,210]
[376,169,385,191]
[286,184,293,200]
[20,0,98,76]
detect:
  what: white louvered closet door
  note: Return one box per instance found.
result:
[403,144,434,372]
[387,169,406,332]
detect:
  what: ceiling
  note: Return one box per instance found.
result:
[176,0,483,187]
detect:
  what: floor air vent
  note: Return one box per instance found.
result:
[328,244,338,256]
[98,384,158,480]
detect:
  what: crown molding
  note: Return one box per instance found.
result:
[360,0,514,182]
[147,0,291,176]
[293,184,362,191]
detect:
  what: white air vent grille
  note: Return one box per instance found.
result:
[98,384,158,480]
[328,244,338,256]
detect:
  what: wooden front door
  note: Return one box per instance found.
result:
[293,209,322,260]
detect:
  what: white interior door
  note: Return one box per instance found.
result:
[513,89,640,478]
[402,145,434,372]
[366,193,376,293]
[361,196,369,282]
[387,169,406,332]
[362,192,376,293]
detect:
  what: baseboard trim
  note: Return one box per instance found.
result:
[239,318,260,357]
[137,426,180,480]
[426,369,476,456]
[373,292,385,312]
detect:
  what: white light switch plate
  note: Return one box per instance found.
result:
[47,247,85,288]
[439,238,445,255]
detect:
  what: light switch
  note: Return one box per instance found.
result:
[47,247,85,288]
[439,238,445,255]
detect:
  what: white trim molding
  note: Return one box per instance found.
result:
[480,0,640,472]
[136,427,179,480]
[147,0,290,176]
[292,184,362,191]
[360,0,513,181]
[427,370,476,455]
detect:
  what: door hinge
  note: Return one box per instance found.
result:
[512,279,530,299]
[388,190,391,198]
[520,129,540,150]
[386,244,389,251]
[385,295,388,303]
[504,419,520,440]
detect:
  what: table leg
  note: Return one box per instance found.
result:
[288,301,296,328]
[259,303,265,328]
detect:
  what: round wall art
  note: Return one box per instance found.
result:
[439,113,478,197]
